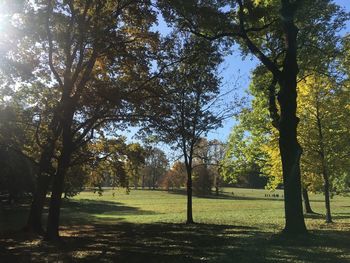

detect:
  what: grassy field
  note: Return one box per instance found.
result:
[0,188,349,262]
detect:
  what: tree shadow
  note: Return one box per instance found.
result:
[1,222,349,263]
[304,212,350,220]
[167,189,285,202]
[60,199,159,225]
[332,212,350,220]
[0,198,158,232]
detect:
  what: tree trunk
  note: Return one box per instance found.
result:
[45,97,74,241]
[152,171,156,190]
[302,188,314,214]
[276,1,307,235]
[25,102,62,234]
[25,173,51,234]
[215,174,219,196]
[45,142,72,241]
[25,145,56,234]
[318,126,332,223]
[186,171,194,224]
[45,169,65,240]
[323,171,332,223]
[134,174,138,189]
[315,101,332,223]
[278,120,306,235]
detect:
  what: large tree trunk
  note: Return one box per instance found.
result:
[45,100,74,241]
[45,140,72,240]
[45,163,67,241]
[25,98,62,234]
[25,172,51,234]
[278,124,306,234]
[302,188,314,214]
[277,1,307,235]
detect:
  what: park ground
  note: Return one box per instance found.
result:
[0,188,349,262]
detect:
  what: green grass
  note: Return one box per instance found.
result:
[1,188,349,262]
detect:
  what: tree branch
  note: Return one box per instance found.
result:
[46,0,64,88]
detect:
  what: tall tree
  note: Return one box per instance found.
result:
[1,0,159,239]
[298,75,350,222]
[143,34,226,223]
[226,71,350,220]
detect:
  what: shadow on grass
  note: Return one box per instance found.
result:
[1,195,350,263]
[1,222,349,263]
[0,223,350,263]
[304,212,350,221]
[167,188,286,202]
[60,198,159,225]
[0,198,158,232]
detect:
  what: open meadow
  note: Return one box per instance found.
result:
[1,188,349,262]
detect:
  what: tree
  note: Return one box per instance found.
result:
[84,137,129,191]
[0,99,41,203]
[1,0,159,239]
[125,143,146,189]
[208,140,227,195]
[159,0,348,235]
[143,33,226,223]
[193,138,227,195]
[161,161,187,190]
[222,88,271,189]
[141,146,168,189]
[192,165,213,195]
[226,71,350,220]
[0,146,36,203]
[298,75,350,222]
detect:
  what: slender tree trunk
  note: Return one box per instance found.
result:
[215,174,220,196]
[186,169,194,224]
[315,102,333,223]
[152,171,156,190]
[302,188,314,214]
[323,171,332,223]
[134,173,138,189]
[277,1,307,235]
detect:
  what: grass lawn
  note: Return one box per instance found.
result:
[0,188,349,262]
